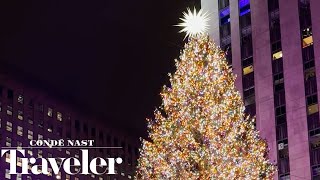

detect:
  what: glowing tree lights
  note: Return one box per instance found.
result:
[135,9,275,179]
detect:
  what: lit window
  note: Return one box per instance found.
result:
[66,150,71,155]
[38,134,43,140]
[243,65,253,75]
[5,153,10,162]
[17,141,22,149]
[273,51,282,60]
[47,167,52,176]
[6,105,12,116]
[308,104,319,115]
[18,110,23,120]
[99,177,103,180]
[27,176,32,180]
[121,172,125,176]
[38,150,43,158]
[17,126,23,136]
[6,121,12,132]
[17,157,22,167]
[5,169,10,179]
[57,112,62,121]
[18,95,23,104]
[6,137,11,147]
[28,150,33,156]
[28,117,33,124]
[128,175,132,179]
[66,174,70,180]
[303,36,313,48]
[91,174,95,178]
[56,172,61,179]
[28,130,33,140]
[47,107,53,117]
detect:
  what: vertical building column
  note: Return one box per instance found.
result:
[229,0,243,96]
[250,0,278,177]
[279,0,311,179]
[310,0,320,100]
[201,0,220,46]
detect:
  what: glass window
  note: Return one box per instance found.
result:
[18,110,23,120]
[6,121,12,132]
[6,105,12,116]
[17,126,23,136]
[47,107,53,117]
[243,65,253,75]
[28,130,33,140]
[5,169,10,179]
[18,95,23,104]
[57,112,62,121]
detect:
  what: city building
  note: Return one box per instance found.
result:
[202,0,320,179]
[0,71,140,180]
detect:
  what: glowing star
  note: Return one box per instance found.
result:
[177,8,210,38]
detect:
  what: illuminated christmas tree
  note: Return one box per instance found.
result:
[135,9,275,179]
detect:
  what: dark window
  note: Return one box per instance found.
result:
[308,113,320,130]
[243,87,255,99]
[311,148,320,166]
[302,45,314,62]
[274,90,285,107]
[274,73,284,85]
[304,59,315,70]
[240,12,251,28]
[299,1,312,30]
[271,41,282,53]
[7,89,13,99]
[305,75,317,96]
[220,23,231,37]
[276,105,286,116]
[276,123,288,140]
[218,0,229,9]
[276,114,286,125]
[242,56,253,67]
[275,82,284,92]
[278,157,290,175]
[241,36,253,59]
[268,0,279,12]
[243,72,254,90]
[307,94,318,106]
[270,19,281,43]
[245,103,256,115]
[272,58,283,74]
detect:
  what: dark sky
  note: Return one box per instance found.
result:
[0,0,200,137]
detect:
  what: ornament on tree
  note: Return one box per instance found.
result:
[135,8,275,180]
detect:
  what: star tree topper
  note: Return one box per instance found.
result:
[177,8,210,38]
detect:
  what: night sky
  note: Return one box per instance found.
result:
[0,0,200,137]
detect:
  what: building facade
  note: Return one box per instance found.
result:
[0,73,140,180]
[202,0,320,179]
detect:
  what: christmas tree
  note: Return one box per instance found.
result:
[135,9,275,179]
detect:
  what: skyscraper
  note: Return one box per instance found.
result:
[0,72,140,180]
[201,0,320,179]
